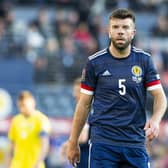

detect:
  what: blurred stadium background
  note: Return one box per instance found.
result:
[0,0,167,167]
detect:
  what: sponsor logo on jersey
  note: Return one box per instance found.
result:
[102,70,111,76]
[131,65,142,83]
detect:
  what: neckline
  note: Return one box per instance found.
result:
[107,47,131,60]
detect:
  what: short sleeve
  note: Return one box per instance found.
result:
[39,115,51,137]
[145,56,162,91]
[81,59,96,95]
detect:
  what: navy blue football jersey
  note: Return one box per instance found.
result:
[81,46,162,147]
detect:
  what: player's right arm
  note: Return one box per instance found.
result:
[67,93,93,167]
[33,114,51,168]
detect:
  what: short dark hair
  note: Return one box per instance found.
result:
[18,91,34,102]
[109,8,135,23]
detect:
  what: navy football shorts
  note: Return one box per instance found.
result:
[88,142,150,168]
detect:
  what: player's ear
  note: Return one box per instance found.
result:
[31,98,36,108]
[133,28,136,35]
[108,24,111,38]
[108,31,112,40]
[108,26,112,45]
[131,29,136,40]
[108,32,111,38]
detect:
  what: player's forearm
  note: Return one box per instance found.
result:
[36,137,49,164]
[69,99,91,144]
[7,142,14,168]
[151,88,167,123]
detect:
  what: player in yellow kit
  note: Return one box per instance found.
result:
[8,91,51,168]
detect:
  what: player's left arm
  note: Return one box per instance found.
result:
[144,86,167,141]
[34,117,51,168]
[34,136,49,168]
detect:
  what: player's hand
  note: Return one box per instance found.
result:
[66,140,80,167]
[60,141,68,157]
[144,118,160,141]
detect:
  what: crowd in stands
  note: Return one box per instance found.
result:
[0,1,167,167]
[0,0,167,84]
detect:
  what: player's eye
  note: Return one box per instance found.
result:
[112,25,119,29]
[123,25,129,29]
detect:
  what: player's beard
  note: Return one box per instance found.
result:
[110,38,131,51]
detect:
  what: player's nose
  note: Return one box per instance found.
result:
[117,27,124,35]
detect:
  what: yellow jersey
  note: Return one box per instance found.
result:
[8,110,51,168]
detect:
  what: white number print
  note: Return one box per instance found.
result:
[118,79,126,95]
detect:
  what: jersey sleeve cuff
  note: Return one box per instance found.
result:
[40,131,49,137]
[81,88,94,95]
[146,80,162,91]
[81,84,94,95]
